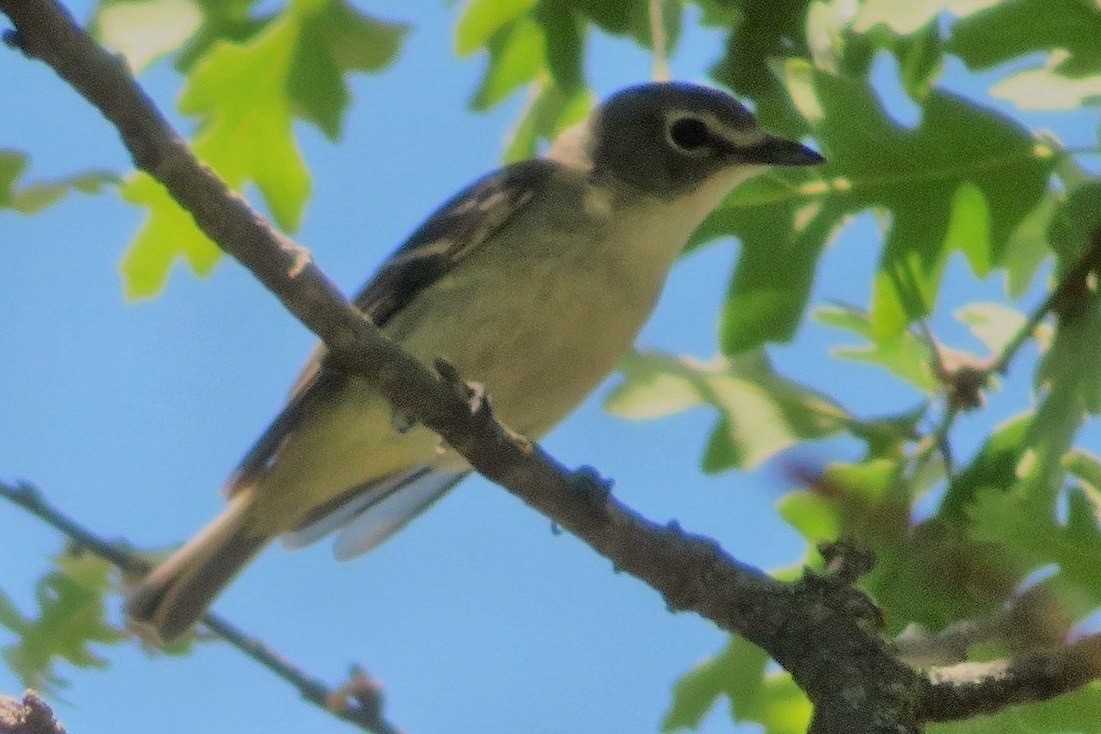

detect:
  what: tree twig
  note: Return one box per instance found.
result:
[985,226,1101,377]
[3,1,1100,730]
[0,691,66,734]
[0,481,401,734]
[921,634,1101,722]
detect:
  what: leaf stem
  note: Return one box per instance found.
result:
[986,226,1101,377]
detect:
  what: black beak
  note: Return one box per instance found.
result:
[742,135,825,166]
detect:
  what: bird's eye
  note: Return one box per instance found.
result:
[668,117,711,153]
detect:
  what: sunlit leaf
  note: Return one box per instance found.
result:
[816,304,937,392]
[0,550,124,691]
[92,0,203,71]
[782,61,1053,337]
[119,0,405,296]
[993,66,1101,111]
[955,302,1028,356]
[663,636,811,733]
[455,0,537,56]
[606,350,851,471]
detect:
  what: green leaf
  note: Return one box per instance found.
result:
[0,550,124,691]
[707,0,813,136]
[287,1,408,140]
[119,173,222,298]
[455,0,537,56]
[1001,190,1058,298]
[120,1,406,296]
[853,0,945,35]
[1048,182,1101,271]
[892,20,945,100]
[969,484,1101,606]
[663,636,811,733]
[690,175,838,353]
[471,17,546,110]
[606,350,851,471]
[1065,448,1101,493]
[123,14,310,296]
[173,0,267,71]
[929,682,1101,734]
[0,150,117,215]
[816,304,937,392]
[533,0,585,92]
[502,81,592,162]
[782,61,1053,337]
[777,490,841,544]
[92,0,203,71]
[948,0,1101,76]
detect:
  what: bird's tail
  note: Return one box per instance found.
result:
[126,493,268,642]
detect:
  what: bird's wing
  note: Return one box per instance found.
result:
[223,159,556,497]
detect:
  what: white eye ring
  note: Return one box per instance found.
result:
[666,115,712,155]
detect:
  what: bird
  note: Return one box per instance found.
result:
[126,81,824,641]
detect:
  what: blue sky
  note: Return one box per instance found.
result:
[1,2,1097,733]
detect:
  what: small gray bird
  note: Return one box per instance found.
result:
[127,81,823,641]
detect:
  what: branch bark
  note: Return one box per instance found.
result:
[0,481,402,734]
[2,2,1099,731]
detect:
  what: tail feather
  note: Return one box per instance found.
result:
[126,495,268,642]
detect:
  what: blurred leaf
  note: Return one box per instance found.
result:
[853,0,943,35]
[783,61,1053,337]
[955,302,1028,356]
[939,413,1032,524]
[708,0,814,136]
[1048,182,1101,271]
[778,489,841,543]
[0,550,124,691]
[891,20,945,100]
[816,304,937,392]
[175,0,267,71]
[948,0,1101,76]
[663,636,811,733]
[119,173,222,298]
[503,81,592,162]
[455,0,537,56]
[533,0,585,92]
[929,682,1101,734]
[287,1,408,140]
[0,150,117,215]
[691,176,838,353]
[92,0,203,71]
[1066,449,1101,493]
[471,17,546,110]
[606,350,851,471]
[969,484,1101,606]
[120,0,406,296]
[993,65,1101,110]
[574,0,681,51]
[1001,190,1057,298]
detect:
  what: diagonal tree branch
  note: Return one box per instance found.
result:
[0,481,401,734]
[2,2,1099,731]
